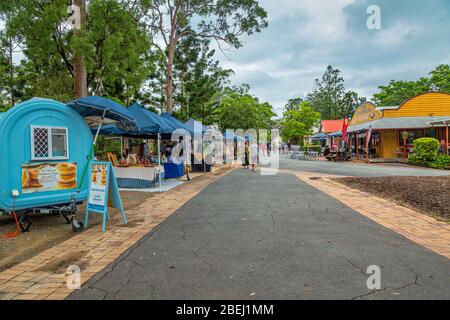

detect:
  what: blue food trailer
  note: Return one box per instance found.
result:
[0,98,93,232]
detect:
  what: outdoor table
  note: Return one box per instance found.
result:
[113,166,163,181]
[163,161,185,179]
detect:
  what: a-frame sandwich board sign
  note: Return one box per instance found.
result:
[85,161,127,232]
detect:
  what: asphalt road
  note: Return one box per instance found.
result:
[69,165,450,300]
[280,155,450,177]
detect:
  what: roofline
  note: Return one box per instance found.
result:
[356,100,378,109]
[375,106,400,111]
[397,91,450,109]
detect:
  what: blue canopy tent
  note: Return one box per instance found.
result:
[328,131,342,138]
[129,104,177,137]
[67,96,138,194]
[127,104,186,190]
[224,131,245,142]
[310,133,328,141]
[160,113,196,179]
[161,112,194,136]
[68,96,137,131]
[185,118,209,135]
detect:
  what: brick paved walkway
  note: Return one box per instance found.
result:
[286,170,450,260]
[0,167,233,300]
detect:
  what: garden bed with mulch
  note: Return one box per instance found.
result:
[334,176,450,222]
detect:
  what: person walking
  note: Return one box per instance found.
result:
[250,142,258,172]
[243,141,250,169]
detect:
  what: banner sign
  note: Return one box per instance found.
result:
[341,117,349,143]
[86,161,126,232]
[365,125,373,160]
[366,125,373,150]
[22,162,77,194]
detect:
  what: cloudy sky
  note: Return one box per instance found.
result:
[214,0,450,116]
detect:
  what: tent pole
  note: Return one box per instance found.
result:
[185,136,191,181]
[158,133,162,193]
[77,108,107,193]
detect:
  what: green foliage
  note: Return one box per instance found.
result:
[213,90,276,131]
[408,138,439,166]
[95,135,121,160]
[147,0,268,112]
[429,155,450,169]
[373,64,450,106]
[172,36,233,123]
[0,0,153,104]
[302,143,322,152]
[373,78,430,106]
[283,97,303,113]
[429,64,450,93]
[306,65,358,119]
[281,101,321,145]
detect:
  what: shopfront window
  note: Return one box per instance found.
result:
[399,130,423,146]
[424,128,436,138]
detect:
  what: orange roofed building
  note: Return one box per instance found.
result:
[319,120,344,133]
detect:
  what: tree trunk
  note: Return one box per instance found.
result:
[8,35,14,106]
[73,0,88,98]
[165,37,175,113]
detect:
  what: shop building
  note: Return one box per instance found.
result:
[347,92,450,161]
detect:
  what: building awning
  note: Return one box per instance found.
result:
[429,118,450,126]
[310,133,328,140]
[348,116,450,132]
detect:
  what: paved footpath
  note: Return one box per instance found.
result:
[0,168,231,300]
[69,168,450,300]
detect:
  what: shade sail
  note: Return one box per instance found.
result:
[161,112,194,136]
[68,96,137,130]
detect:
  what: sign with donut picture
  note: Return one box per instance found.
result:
[21,162,77,193]
[88,163,108,207]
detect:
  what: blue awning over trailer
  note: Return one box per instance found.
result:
[68,96,137,130]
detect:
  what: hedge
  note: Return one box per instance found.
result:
[408,137,439,166]
[429,155,450,169]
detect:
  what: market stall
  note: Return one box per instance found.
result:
[94,103,191,190]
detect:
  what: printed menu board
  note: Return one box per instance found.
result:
[88,163,109,207]
[22,162,77,193]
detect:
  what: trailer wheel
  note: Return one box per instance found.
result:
[72,219,84,232]
[19,214,32,233]
[62,213,74,224]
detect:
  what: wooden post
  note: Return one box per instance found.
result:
[355,133,359,160]
[446,123,449,155]
[73,0,87,98]
[365,130,369,162]
[403,138,407,159]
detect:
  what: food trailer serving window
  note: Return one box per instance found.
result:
[31,126,69,160]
